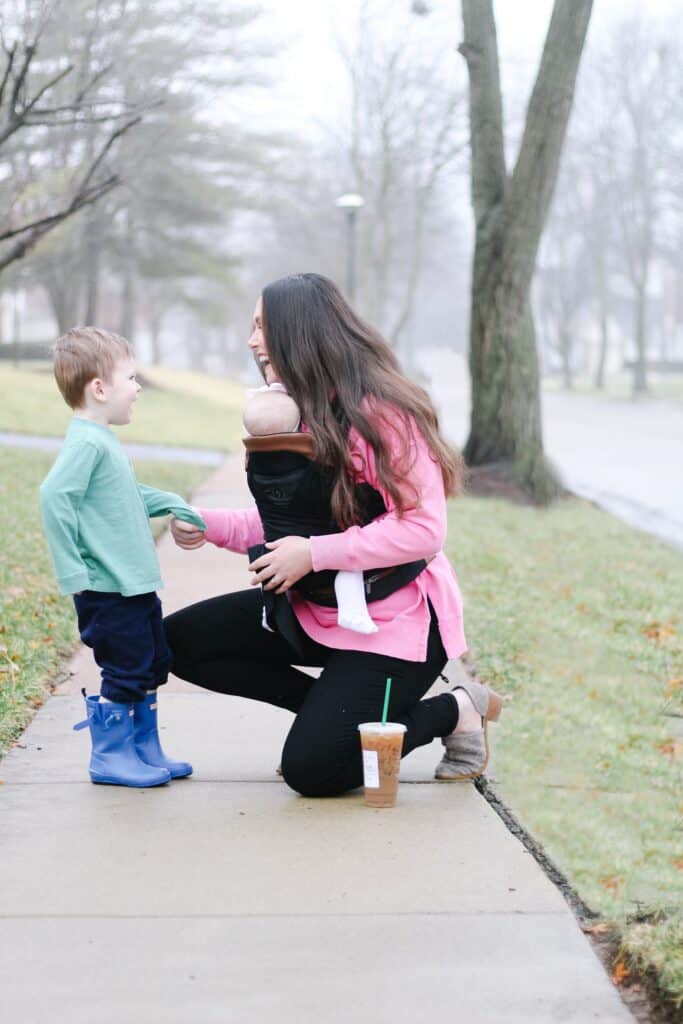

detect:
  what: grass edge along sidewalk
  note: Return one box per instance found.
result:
[0,447,211,754]
[447,493,683,1015]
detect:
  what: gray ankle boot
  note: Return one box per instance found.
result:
[434,677,503,782]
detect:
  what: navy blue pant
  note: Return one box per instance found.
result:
[73,591,172,703]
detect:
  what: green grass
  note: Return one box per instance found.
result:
[447,495,683,1006]
[0,448,210,757]
[0,363,244,450]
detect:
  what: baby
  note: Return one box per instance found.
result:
[243,383,378,635]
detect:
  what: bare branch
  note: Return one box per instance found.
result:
[9,42,35,114]
[14,60,72,120]
[0,175,119,272]
[0,175,118,243]
[0,41,16,109]
[76,113,141,197]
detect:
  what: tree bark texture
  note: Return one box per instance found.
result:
[461,0,593,501]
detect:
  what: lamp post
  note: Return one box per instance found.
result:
[335,192,364,302]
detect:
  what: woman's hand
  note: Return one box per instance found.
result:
[248,536,313,594]
[171,517,207,550]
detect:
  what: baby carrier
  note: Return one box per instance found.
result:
[243,413,428,652]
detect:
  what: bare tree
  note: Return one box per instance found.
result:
[602,17,682,394]
[0,1,145,275]
[336,2,467,351]
[459,0,593,501]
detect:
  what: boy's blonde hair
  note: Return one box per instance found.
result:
[53,326,133,409]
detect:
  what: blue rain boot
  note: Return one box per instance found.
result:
[74,692,171,787]
[133,691,193,779]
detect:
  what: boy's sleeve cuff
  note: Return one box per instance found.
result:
[174,505,207,530]
[196,507,229,546]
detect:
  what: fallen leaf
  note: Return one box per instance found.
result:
[657,739,683,762]
[612,959,630,986]
[582,922,610,935]
[665,677,683,698]
[643,621,676,643]
[672,858,683,871]
[599,876,624,895]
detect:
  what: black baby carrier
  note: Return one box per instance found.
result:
[244,420,427,654]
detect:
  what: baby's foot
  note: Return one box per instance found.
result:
[337,611,379,634]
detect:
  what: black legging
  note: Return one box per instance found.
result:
[164,588,458,797]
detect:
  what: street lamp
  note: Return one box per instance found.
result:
[335,192,364,303]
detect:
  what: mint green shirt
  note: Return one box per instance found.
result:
[39,417,206,597]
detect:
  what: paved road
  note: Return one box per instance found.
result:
[0,430,224,465]
[423,350,683,550]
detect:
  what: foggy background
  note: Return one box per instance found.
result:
[1,0,682,540]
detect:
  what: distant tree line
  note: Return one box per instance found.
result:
[536,11,683,396]
[0,0,278,366]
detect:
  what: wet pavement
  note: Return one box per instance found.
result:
[423,350,683,550]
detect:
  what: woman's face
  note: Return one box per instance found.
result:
[248,296,279,385]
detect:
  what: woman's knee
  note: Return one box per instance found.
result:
[280,743,356,798]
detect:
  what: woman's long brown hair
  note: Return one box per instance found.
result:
[261,273,464,529]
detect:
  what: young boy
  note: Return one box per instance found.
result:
[40,326,206,788]
[243,382,378,635]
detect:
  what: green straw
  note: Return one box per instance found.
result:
[381,677,392,725]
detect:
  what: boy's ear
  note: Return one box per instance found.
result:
[86,377,107,403]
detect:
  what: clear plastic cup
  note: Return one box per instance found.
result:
[357,722,407,807]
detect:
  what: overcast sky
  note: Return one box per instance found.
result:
[250,0,680,136]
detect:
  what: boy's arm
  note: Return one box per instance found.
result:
[137,484,206,529]
[39,442,98,595]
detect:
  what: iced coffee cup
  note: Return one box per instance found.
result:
[357,722,407,808]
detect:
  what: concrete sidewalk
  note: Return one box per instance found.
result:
[0,458,633,1023]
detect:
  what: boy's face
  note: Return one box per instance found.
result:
[101,357,141,425]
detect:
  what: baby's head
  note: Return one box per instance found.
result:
[243,387,300,436]
[53,326,140,425]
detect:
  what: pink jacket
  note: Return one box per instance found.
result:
[199,406,467,663]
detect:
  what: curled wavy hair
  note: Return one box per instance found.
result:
[260,273,464,529]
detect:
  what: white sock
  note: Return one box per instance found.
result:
[335,571,378,634]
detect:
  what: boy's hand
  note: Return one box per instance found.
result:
[171,517,206,550]
[249,536,313,594]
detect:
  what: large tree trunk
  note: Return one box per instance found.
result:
[460,0,593,501]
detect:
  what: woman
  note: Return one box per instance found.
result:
[165,273,501,797]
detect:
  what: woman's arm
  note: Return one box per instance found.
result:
[310,413,447,573]
[196,506,265,553]
[170,506,264,553]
